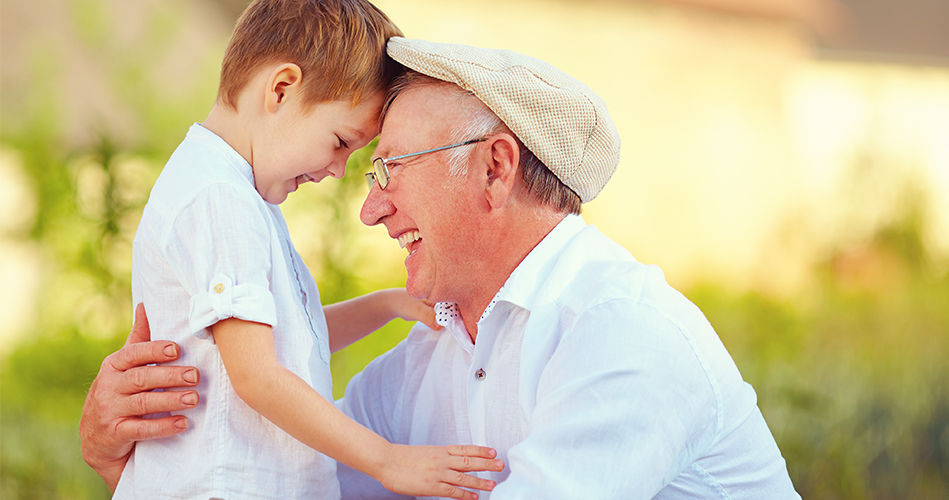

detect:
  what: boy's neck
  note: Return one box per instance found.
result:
[202,102,254,166]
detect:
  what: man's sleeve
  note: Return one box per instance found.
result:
[492,299,721,499]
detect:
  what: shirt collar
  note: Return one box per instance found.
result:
[187,123,256,188]
[434,214,587,331]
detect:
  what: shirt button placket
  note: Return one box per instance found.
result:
[467,362,488,449]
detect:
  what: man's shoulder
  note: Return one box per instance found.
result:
[541,225,665,308]
[534,224,719,349]
[534,224,748,395]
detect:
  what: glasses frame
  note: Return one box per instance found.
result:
[365,137,487,190]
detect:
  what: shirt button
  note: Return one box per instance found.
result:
[475,368,486,381]
[213,283,224,294]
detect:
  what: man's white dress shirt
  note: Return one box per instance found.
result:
[338,215,800,499]
[115,124,339,499]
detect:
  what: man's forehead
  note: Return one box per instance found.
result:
[376,88,452,156]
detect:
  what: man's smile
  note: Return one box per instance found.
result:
[397,230,421,254]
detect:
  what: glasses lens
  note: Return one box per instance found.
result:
[365,172,375,190]
[372,158,389,190]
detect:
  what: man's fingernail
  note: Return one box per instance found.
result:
[183,369,198,384]
[174,418,188,430]
[163,344,177,357]
[181,392,198,406]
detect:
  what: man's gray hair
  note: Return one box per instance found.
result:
[383,70,581,214]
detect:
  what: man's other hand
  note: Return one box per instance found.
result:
[79,303,200,492]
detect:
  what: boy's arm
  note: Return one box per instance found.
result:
[213,318,501,500]
[324,288,439,353]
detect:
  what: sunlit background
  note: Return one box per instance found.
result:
[1,0,947,498]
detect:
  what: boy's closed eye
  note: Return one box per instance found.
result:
[336,135,349,149]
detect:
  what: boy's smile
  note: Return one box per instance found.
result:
[253,91,384,205]
[292,172,320,192]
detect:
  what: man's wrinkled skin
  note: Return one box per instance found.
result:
[79,304,201,492]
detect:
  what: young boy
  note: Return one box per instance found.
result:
[113,1,502,499]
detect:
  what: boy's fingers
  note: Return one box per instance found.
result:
[446,445,497,459]
[114,415,189,442]
[117,366,199,394]
[437,484,473,500]
[442,470,497,492]
[448,456,505,473]
[108,341,181,372]
[444,483,486,500]
[420,314,442,331]
[411,302,441,331]
[121,389,199,417]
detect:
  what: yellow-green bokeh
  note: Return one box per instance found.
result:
[1,1,947,498]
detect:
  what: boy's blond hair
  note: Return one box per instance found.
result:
[218,0,403,110]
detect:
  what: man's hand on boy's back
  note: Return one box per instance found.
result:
[79,303,201,492]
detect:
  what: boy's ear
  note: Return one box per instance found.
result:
[264,63,304,114]
[483,133,520,210]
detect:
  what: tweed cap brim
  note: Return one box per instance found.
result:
[387,37,620,203]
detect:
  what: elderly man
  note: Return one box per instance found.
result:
[81,38,800,499]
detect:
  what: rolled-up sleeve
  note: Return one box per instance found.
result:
[164,183,277,340]
[189,273,276,337]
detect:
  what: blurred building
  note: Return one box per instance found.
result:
[1,0,948,348]
[367,0,949,293]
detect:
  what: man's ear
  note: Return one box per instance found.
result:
[264,63,304,114]
[483,133,520,209]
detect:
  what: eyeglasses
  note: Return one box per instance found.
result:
[365,137,487,190]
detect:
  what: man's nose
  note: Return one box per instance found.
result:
[360,184,393,226]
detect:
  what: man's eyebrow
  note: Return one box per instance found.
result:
[372,140,405,159]
[372,145,390,159]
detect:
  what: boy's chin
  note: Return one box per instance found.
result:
[260,188,290,205]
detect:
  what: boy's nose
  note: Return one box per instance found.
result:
[327,159,346,179]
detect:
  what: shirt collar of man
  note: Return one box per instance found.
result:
[434,214,587,347]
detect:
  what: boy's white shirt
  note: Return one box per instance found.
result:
[115,123,340,500]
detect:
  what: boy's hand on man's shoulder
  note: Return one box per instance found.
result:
[384,288,442,331]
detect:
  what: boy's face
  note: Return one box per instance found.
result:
[254,91,384,204]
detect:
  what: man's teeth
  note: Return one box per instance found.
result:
[398,230,421,249]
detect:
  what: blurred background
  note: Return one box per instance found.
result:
[1,0,947,498]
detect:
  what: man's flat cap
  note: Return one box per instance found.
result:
[388,37,621,203]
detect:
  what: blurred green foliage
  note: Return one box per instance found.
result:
[1,2,947,499]
[688,202,949,499]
